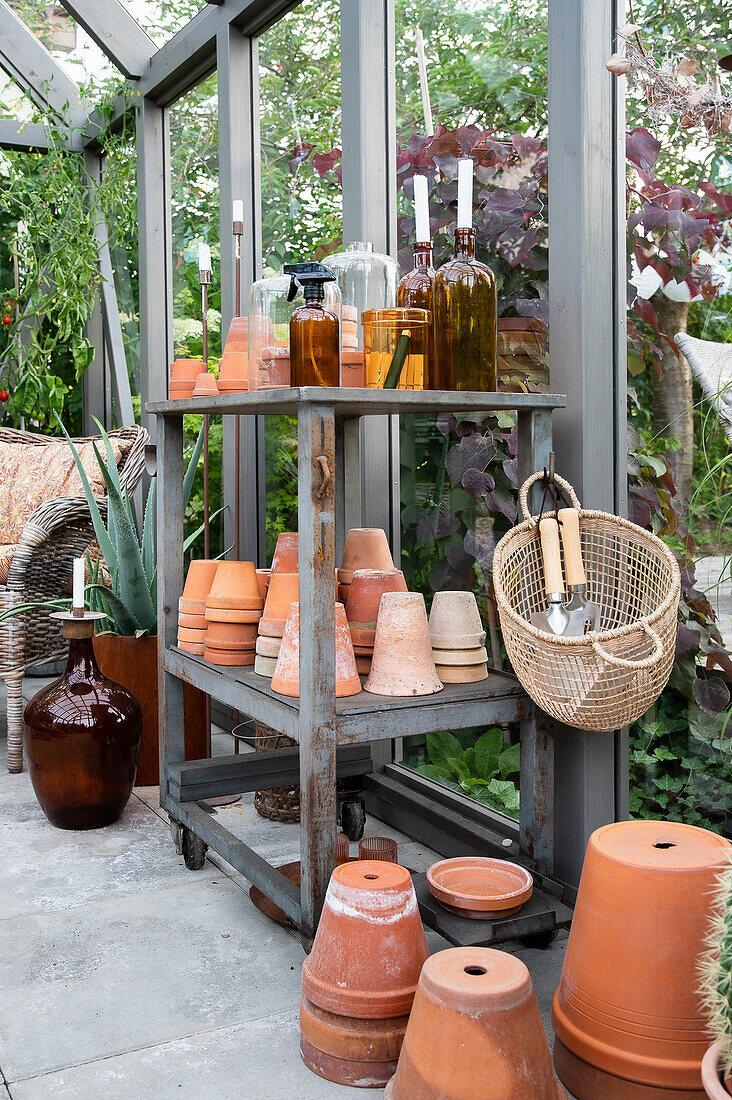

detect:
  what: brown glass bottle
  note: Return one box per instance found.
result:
[290,298,340,386]
[24,619,142,830]
[397,243,436,388]
[433,227,497,391]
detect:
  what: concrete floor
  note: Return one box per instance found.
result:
[0,677,571,1100]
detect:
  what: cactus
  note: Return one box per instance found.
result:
[700,860,732,1078]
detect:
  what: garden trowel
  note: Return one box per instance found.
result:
[531,516,571,635]
[557,507,601,636]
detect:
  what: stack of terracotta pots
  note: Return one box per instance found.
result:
[342,304,358,351]
[255,533,298,676]
[552,819,732,1099]
[385,947,565,1099]
[341,306,365,387]
[338,527,395,606]
[345,568,407,675]
[260,345,290,387]
[271,602,362,697]
[365,591,443,697]
[204,561,263,666]
[218,316,248,394]
[301,861,428,1088]
[428,591,489,684]
[177,559,220,654]
[192,369,219,398]
[169,358,205,401]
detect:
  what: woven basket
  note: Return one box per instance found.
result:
[492,472,681,732]
[254,723,301,823]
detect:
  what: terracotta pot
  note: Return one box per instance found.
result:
[260,345,291,387]
[169,387,195,401]
[364,592,443,697]
[427,857,532,913]
[204,620,257,650]
[338,583,351,605]
[358,836,398,863]
[432,645,488,666]
[270,532,298,574]
[355,656,372,675]
[178,640,205,656]
[552,820,731,1099]
[255,634,281,658]
[302,860,428,1018]
[177,611,207,629]
[341,350,365,388]
[428,591,486,650]
[271,602,362,698]
[170,358,205,382]
[343,305,358,322]
[179,559,220,615]
[350,625,376,647]
[192,371,219,397]
[255,568,271,601]
[205,606,262,624]
[254,654,278,677]
[385,947,565,1100]
[219,317,248,386]
[702,1042,732,1099]
[177,625,207,644]
[434,664,489,684]
[203,647,255,667]
[339,528,394,585]
[346,568,408,629]
[259,572,299,637]
[93,634,207,787]
[206,561,263,611]
[300,996,406,1087]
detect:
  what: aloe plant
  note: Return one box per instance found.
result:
[700,861,732,1078]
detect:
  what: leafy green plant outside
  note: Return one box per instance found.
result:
[405,728,520,818]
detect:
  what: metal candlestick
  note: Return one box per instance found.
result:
[233,216,243,562]
[199,266,211,560]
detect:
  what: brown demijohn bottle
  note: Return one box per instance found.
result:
[397,243,436,388]
[433,227,497,391]
[285,262,340,387]
[24,613,142,830]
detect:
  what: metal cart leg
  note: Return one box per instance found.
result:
[298,402,338,948]
[519,708,555,877]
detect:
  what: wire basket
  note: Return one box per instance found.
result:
[254,723,301,823]
[492,472,681,732]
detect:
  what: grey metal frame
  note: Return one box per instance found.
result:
[152,386,565,944]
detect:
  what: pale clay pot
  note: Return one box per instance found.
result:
[429,590,486,650]
[364,592,443,697]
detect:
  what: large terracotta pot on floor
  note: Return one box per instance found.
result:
[93,634,207,786]
[552,820,732,1100]
[385,947,565,1100]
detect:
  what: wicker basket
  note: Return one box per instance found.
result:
[492,472,681,732]
[254,723,301,823]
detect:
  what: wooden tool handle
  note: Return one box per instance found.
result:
[538,517,564,595]
[558,507,586,586]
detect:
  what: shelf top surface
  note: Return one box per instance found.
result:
[147,386,566,418]
[168,646,525,716]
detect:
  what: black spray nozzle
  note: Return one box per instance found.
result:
[284,262,337,303]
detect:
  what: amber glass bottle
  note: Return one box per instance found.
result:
[24,616,142,830]
[285,262,340,387]
[397,243,436,388]
[433,227,497,391]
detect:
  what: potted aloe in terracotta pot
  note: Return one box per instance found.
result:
[701,861,732,1098]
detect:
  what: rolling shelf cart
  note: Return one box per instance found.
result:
[149,386,568,950]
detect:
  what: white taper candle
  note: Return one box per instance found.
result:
[456,157,473,230]
[72,557,85,611]
[413,174,430,244]
[232,200,244,223]
[198,242,211,272]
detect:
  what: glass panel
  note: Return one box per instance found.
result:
[169,75,224,557]
[257,0,342,559]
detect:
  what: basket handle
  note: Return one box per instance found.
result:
[519,471,581,522]
[591,621,664,671]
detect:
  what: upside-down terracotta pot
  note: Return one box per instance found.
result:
[259,572,299,636]
[386,947,565,1100]
[255,634,281,658]
[434,664,489,684]
[204,620,257,650]
[206,561,263,611]
[177,610,207,629]
[346,569,408,629]
[177,626,207,645]
[341,350,365,388]
[270,602,362,698]
[219,316,248,387]
[255,568,271,601]
[253,653,277,677]
[178,640,205,656]
[428,591,486,651]
[270,532,298,574]
[205,605,262,624]
[192,371,219,397]
[204,646,255,667]
[170,358,205,382]
[179,559,220,615]
[300,996,408,1088]
[339,528,394,585]
[364,592,443,697]
[302,860,428,1018]
[552,820,732,1100]
[338,583,351,606]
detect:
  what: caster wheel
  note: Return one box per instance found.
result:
[182,827,208,870]
[340,797,366,842]
[169,818,183,854]
[519,928,558,950]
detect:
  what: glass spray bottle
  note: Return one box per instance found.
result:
[285,262,340,387]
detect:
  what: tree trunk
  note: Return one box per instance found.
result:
[652,296,693,512]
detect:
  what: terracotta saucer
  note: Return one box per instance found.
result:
[427,857,533,912]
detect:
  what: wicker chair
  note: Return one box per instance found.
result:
[0,424,148,772]
[675,333,732,446]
